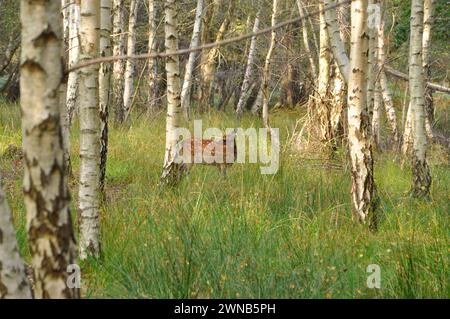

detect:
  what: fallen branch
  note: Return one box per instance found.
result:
[385,66,450,94]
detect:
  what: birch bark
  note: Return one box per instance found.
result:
[347,0,377,227]
[20,0,79,297]
[78,0,101,259]
[122,0,139,122]
[160,0,183,185]
[0,179,32,299]
[99,0,112,195]
[409,0,431,198]
[180,0,203,119]
[236,15,259,117]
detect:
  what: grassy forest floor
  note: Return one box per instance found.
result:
[0,97,448,298]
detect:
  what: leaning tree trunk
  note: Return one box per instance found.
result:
[261,0,278,128]
[147,0,159,111]
[200,1,233,111]
[66,0,81,123]
[112,0,126,123]
[296,0,317,78]
[20,0,79,298]
[236,14,259,117]
[423,0,435,140]
[78,0,101,259]
[323,0,350,83]
[0,179,32,299]
[409,0,431,198]
[160,0,183,185]
[99,0,112,196]
[181,0,204,119]
[122,0,139,123]
[376,4,399,145]
[347,0,377,228]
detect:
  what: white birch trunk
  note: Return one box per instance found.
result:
[78,0,101,259]
[371,82,382,148]
[409,0,431,197]
[99,0,112,195]
[323,0,350,83]
[261,0,278,128]
[366,0,377,128]
[236,15,259,116]
[402,103,413,155]
[122,0,139,122]
[0,179,32,299]
[20,0,79,298]
[296,0,317,77]
[147,0,159,110]
[315,3,333,150]
[347,0,377,227]
[181,0,204,119]
[160,0,183,185]
[423,0,435,139]
[112,0,126,122]
[200,2,233,110]
[377,6,399,145]
[66,0,81,123]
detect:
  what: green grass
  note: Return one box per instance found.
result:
[0,99,448,299]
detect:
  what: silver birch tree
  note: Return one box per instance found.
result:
[112,0,126,123]
[347,0,377,227]
[236,14,259,117]
[160,0,183,185]
[122,0,139,122]
[0,179,32,299]
[409,0,431,198]
[181,0,204,119]
[99,0,112,195]
[20,0,79,298]
[78,0,101,259]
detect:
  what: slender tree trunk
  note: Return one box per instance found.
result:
[122,0,139,122]
[99,0,112,195]
[160,0,183,185]
[423,0,435,139]
[0,179,32,299]
[236,14,259,117]
[366,0,378,130]
[347,0,377,227]
[402,102,413,155]
[20,0,79,298]
[261,0,278,128]
[112,0,126,123]
[147,0,159,111]
[331,62,346,137]
[409,0,431,198]
[62,0,70,59]
[323,0,350,83]
[371,81,382,148]
[316,2,332,150]
[181,0,204,119]
[296,0,317,78]
[78,0,101,259]
[377,6,399,145]
[305,1,319,54]
[200,1,233,111]
[59,78,72,176]
[330,1,349,140]
[66,0,81,123]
